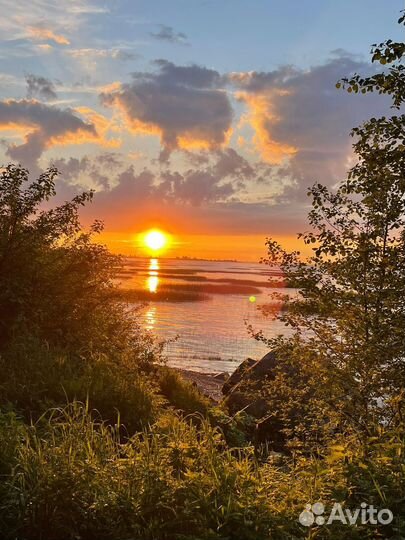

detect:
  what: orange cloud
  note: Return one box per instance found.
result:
[177,127,233,151]
[116,109,163,139]
[28,26,70,45]
[108,97,232,153]
[98,81,122,94]
[0,99,116,169]
[0,103,116,150]
[71,106,120,148]
[114,104,231,152]
[0,121,36,134]
[36,44,53,53]
[237,91,297,164]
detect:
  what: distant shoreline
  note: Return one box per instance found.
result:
[122,255,241,263]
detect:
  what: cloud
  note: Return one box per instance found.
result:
[84,54,393,234]
[51,148,257,212]
[27,26,70,45]
[229,53,391,195]
[85,170,303,235]
[0,99,115,172]
[101,59,233,156]
[150,25,188,45]
[68,5,109,14]
[68,48,138,61]
[35,44,53,54]
[1,39,394,239]
[98,54,388,199]
[77,164,237,232]
[88,167,157,223]
[51,152,124,190]
[236,90,297,164]
[25,74,57,101]
[212,148,255,179]
[0,0,105,48]
[159,169,235,206]
[44,146,306,238]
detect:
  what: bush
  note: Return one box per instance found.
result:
[0,164,146,358]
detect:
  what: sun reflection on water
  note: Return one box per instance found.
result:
[150,258,159,271]
[146,258,160,293]
[147,275,159,293]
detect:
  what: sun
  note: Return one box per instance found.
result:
[144,230,167,251]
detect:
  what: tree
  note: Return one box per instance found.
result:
[0,164,141,356]
[260,13,405,440]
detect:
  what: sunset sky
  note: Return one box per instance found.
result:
[0,0,402,260]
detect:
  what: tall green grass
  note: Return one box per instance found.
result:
[158,367,212,415]
[0,402,403,540]
[0,403,275,540]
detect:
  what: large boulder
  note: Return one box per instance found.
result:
[222,350,285,447]
[222,357,256,395]
[222,351,278,396]
[222,349,326,452]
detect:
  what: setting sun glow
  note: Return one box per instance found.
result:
[144,230,167,252]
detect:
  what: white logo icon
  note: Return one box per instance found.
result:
[299,502,325,526]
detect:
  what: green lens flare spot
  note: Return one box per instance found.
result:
[249,296,256,303]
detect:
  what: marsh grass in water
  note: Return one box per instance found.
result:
[118,287,211,302]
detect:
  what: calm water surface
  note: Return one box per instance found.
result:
[120,258,295,373]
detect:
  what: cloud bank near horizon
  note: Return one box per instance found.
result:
[0,44,392,238]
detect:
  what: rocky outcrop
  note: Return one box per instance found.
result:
[222,351,278,397]
[221,357,256,395]
[222,350,285,448]
[222,350,279,418]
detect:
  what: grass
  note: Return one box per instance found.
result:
[0,339,403,540]
[127,272,286,288]
[158,367,212,415]
[1,401,404,540]
[162,282,262,295]
[0,339,164,433]
[118,283,263,303]
[0,403,275,540]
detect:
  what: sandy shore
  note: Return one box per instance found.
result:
[175,369,227,401]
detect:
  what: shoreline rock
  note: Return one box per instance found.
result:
[175,369,228,401]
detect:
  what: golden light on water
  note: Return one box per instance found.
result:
[147,275,159,293]
[146,258,159,293]
[149,258,159,271]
